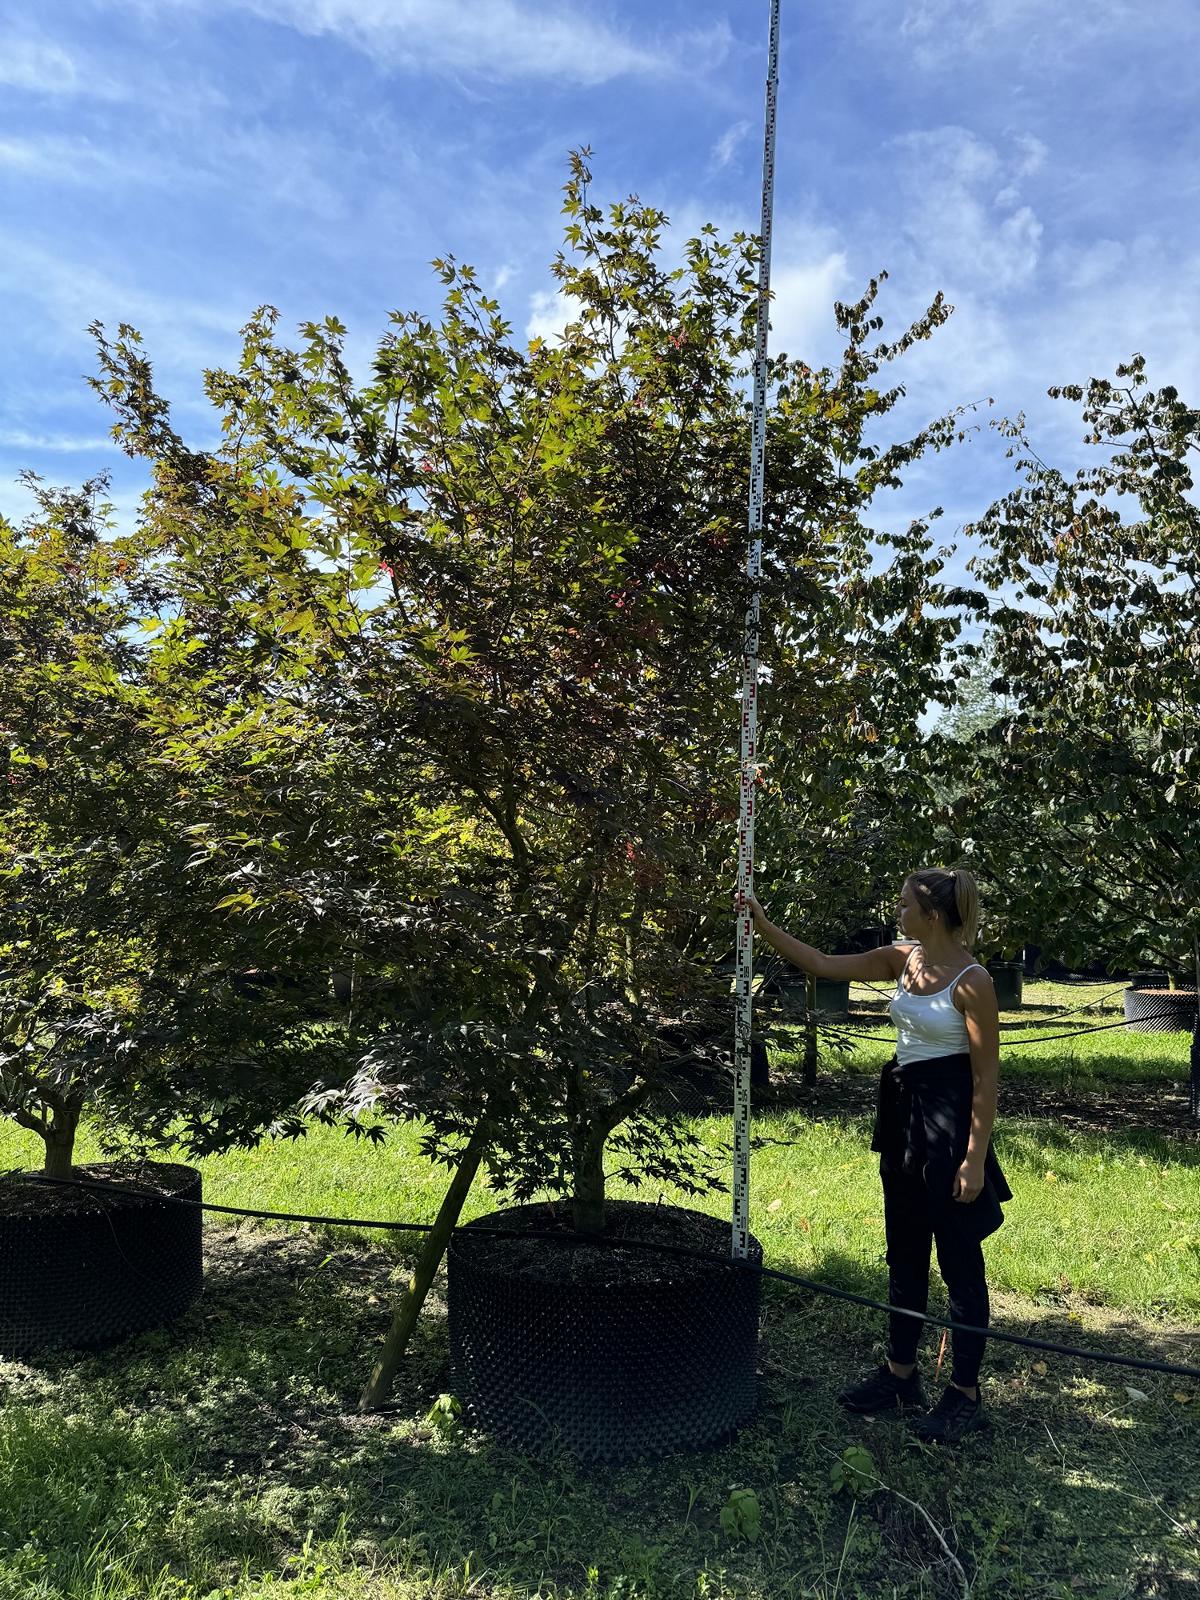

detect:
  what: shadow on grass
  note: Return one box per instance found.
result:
[743,1078,1198,1155]
[996,1120,1200,1165]
[761,1247,1200,1593]
[760,1242,1200,1378]
[748,1032,1198,1142]
[0,1223,1196,1600]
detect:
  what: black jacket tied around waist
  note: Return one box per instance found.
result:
[870,1051,1012,1241]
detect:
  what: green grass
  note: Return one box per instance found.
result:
[0,979,1196,1599]
[4,1100,1195,1319]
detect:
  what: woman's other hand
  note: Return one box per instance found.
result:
[952,1157,985,1203]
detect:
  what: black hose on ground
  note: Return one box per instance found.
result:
[9,1171,1199,1384]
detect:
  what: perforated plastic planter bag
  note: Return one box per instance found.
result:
[1122,987,1199,1032]
[0,1163,203,1357]
[447,1200,762,1464]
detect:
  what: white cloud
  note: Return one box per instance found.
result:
[0,35,81,94]
[768,251,852,363]
[859,227,1200,511]
[894,0,1157,65]
[138,0,732,86]
[0,32,128,99]
[0,429,116,452]
[1041,245,1200,399]
[0,235,250,383]
[1014,133,1047,179]
[886,291,1020,410]
[1052,237,1127,292]
[712,120,750,170]
[876,0,1200,133]
[191,122,356,224]
[0,135,124,180]
[525,289,584,345]
[887,128,1045,293]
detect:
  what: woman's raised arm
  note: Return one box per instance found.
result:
[747,896,907,983]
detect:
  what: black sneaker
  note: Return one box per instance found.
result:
[837,1363,927,1414]
[909,1384,989,1444]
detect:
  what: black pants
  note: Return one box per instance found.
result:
[881,1164,990,1389]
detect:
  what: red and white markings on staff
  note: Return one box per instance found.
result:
[733,0,781,1260]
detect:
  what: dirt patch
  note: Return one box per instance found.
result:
[451,1199,755,1286]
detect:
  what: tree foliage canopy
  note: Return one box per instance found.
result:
[3,155,979,1212]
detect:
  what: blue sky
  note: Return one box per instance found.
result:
[3,0,1198,595]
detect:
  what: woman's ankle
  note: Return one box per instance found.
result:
[887,1359,917,1379]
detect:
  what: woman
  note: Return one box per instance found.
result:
[747,866,1010,1445]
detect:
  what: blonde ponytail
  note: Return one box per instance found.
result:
[953,867,979,951]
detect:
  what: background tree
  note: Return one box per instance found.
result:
[0,456,478,1182]
[0,474,369,1178]
[929,630,1011,751]
[930,357,1200,985]
[0,474,153,1179]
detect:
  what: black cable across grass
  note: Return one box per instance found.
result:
[845,979,1135,1027]
[10,1171,1200,1384]
[813,1014,1179,1049]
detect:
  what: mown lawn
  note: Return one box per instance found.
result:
[0,980,1196,1599]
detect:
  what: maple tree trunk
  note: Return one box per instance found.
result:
[358,1123,489,1411]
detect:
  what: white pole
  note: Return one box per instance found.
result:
[733,0,781,1259]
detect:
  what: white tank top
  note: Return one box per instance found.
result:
[888,946,986,1064]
